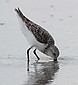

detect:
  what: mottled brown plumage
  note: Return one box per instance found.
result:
[15,8,54,47]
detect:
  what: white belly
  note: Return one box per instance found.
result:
[17,15,45,51]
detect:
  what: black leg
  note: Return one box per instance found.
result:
[27,61,29,71]
[33,49,40,60]
[27,46,33,63]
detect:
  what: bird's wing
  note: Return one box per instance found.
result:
[15,8,55,45]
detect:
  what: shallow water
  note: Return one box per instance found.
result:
[0,55,78,85]
[26,60,59,85]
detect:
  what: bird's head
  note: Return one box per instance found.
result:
[44,45,60,61]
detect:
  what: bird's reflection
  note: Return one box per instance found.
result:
[25,60,59,85]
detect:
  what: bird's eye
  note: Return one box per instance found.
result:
[53,52,56,56]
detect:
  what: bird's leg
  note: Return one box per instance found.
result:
[27,61,29,71]
[27,46,33,63]
[33,49,40,60]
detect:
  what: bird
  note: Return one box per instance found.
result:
[15,8,60,62]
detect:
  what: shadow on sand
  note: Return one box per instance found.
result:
[24,59,59,85]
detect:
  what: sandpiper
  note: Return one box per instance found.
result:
[15,8,60,62]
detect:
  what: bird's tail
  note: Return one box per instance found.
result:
[15,7,26,22]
